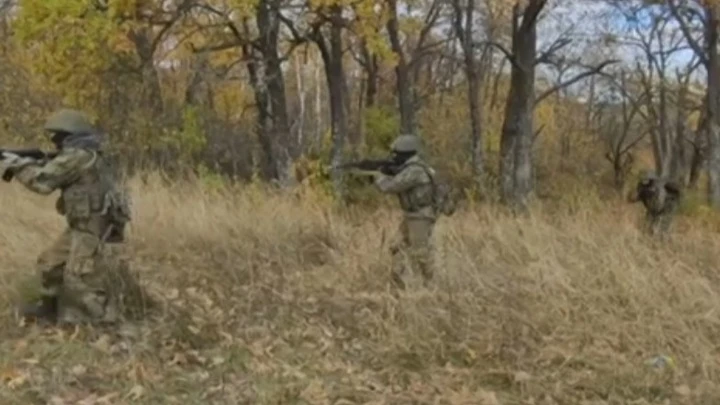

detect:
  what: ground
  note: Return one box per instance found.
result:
[0,175,719,405]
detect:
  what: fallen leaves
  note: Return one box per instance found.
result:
[126,384,145,400]
[0,367,28,389]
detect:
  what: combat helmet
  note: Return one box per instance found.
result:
[44,109,94,134]
[391,134,422,153]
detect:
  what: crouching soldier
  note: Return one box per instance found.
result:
[0,109,135,325]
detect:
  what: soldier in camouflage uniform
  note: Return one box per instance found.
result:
[0,109,132,325]
[629,171,682,235]
[374,134,439,289]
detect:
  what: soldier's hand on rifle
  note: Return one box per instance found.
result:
[0,152,36,182]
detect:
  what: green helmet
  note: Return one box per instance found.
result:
[391,134,421,153]
[44,109,94,134]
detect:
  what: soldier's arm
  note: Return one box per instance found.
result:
[12,148,96,195]
[375,165,428,194]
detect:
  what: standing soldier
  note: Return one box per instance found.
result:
[0,109,133,325]
[373,134,445,289]
[629,171,682,235]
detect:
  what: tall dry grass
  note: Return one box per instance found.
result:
[0,174,718,404]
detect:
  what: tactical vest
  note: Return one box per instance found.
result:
[57,150,131,241]
[396,160,435,217]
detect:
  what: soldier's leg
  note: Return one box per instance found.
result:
[59,230,118,325]
[405,218,435,283]
[643,210,659,235]
[390,219,410,289]
[102,242,150,319]
[660,200,679,233]
[21,229,72,322]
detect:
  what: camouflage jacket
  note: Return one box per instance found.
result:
[13,136,131,237]
[375,155,436,220]
[633,176,680,216]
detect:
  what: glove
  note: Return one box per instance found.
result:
[0,152,35,182]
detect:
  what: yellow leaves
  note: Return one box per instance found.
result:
[108,32,136,54]
[309,0,353,8]
[229,0,260,18]
[14,0,131,108]
[215,81,254,120]
[108,0,140,19]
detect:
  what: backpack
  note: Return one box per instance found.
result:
[406,161,458,217]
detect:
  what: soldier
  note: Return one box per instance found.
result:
[0,109,133,325]
[373,134,439,289]
[629,171,682,235]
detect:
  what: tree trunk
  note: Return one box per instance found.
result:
[452,0,485,186]
[128,27,163,114]
[185,52,213,108]
[689,98,708,188]
[242,1,294,186]
[314,6,349,195]
[244,47,275,180]
[258,1,294,185]
[361,41,379,108]
[467,60,485,184]
[499,2,544,208]
[705,5,720,207]
[387,0,415,135]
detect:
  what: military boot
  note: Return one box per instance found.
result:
[20,295,58,324]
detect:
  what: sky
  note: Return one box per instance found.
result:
[531,0,706,100]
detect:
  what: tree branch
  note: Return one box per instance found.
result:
[477,41,520,70]
[535,60,618,105]
[668,0,709,65]
[535,37,571,65]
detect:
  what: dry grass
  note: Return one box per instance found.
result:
[0,174,719,404]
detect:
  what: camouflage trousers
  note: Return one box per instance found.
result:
[37,227,128,325]
[644,202,679,236]
[390,216,436,289]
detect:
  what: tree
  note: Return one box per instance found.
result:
[597,70,647,189]
[194,1,296,185]
[450,0,494,186]
[617,3,699,180]
[386,0,446,135]
[280,0,353,194]
[668,0,720,207]
[492,0,615,208]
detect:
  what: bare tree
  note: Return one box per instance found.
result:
[597,70,647,189]
[618,5,695,179]
[281,2,350,195]
[194,1,296,185]
[668,0,720,207]
[450,0,493,186]
[386,0,446,135]
[490,0,615,208]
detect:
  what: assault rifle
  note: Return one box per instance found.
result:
[337,158,402,176]
[0,148,59,181]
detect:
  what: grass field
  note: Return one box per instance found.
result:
[0,175,719,404]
